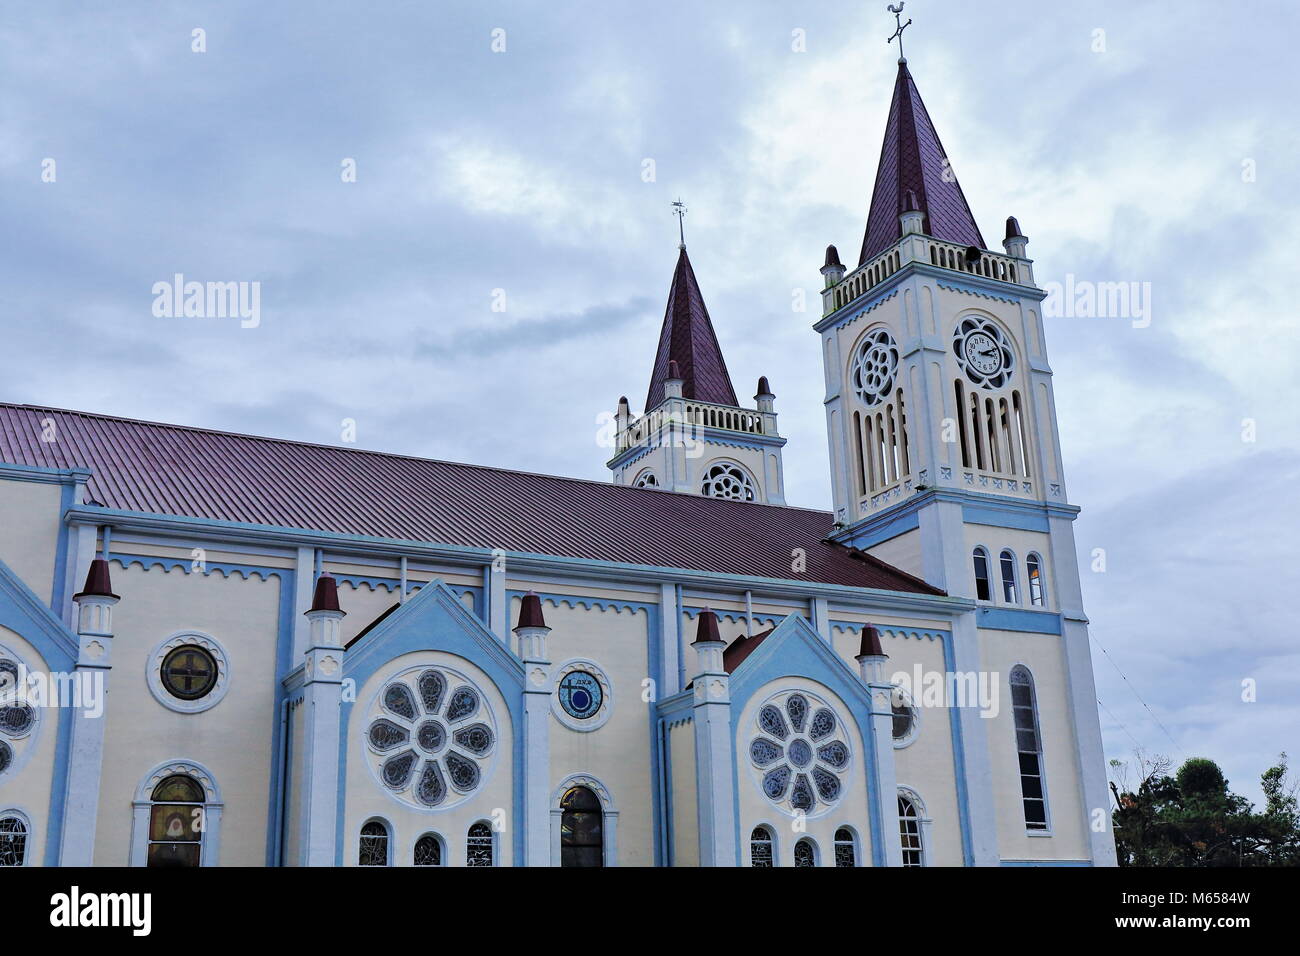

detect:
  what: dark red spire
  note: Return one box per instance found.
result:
[859,60,985,265]
[857,624,886,659]
[692,608,723,644]
[308,574,342,613]
[74,558,118,601]
[515,591,547,630]
[644,247,738,411]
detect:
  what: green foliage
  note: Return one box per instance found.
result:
[1109,752,1300,867]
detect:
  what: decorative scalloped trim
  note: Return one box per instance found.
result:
[936,280,1019,304]
[110,554,284,582]
[682,607,782,627]
[829,621,945,642]
[512,592,651,616]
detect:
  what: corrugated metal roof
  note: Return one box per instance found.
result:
[0,403,941,594]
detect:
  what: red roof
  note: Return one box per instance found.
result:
[0,403,941,593]
[644,247,739,411]
[859,60,986,264]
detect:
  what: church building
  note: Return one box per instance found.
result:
[0,48,1114,867]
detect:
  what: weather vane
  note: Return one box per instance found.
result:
[887,2,912,60]
[672,198,687,247]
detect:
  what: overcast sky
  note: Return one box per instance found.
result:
[2,0,1295,804]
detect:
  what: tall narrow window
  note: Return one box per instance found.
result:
[0,815,27,866]
[833,828,856,867]
[466,822,494,866]
[358,820,389,866]
[898,794,924,866]
[560,786,603,867]
[413,833,442,866]
[750,826,774,867]
[148,775,205,867]
[1000,549,1018,603]
[793,838,817,868]
[1010,667,1049,831]
[1026,553,1045,606]
[972,548,991,601]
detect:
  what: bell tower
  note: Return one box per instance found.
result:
[816,51,1069,592]
[816,33,1117,867]
[608,234,787,505]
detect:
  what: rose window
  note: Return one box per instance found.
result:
[748,690,851,816]
[363,666,497,810]
[0,654,38,779]
[850,328,899,407]
[700,463,756,501]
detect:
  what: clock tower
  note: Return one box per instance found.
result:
[816,49,1116,867]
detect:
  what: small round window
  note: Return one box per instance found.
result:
[891,689,918,747]
[160,645,219,701]
[558,671,603,720]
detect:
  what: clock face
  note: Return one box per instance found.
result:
[953,317,1013,389]
[963,331,1003,375]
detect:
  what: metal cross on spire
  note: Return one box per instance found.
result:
[886,2,912,61]
[671,198,687,247]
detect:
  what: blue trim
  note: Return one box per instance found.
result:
[941,630,975,867]
[50,481,75,620]
[844,509,920,549]
[265,565,296,865]
[1000,859,1093,867]
[976,606,1062,635]
[0,560,80,866]
[963,502,1049,533]
[0,462,92,485]
[645,604,663,866]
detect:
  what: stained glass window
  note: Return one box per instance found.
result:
[558,671,603,720]
[147,774,204,867]
[0,816,26,866]
[359,820,389,866]
[160,645,218,701]
[466,822,493,867]
[365,668,496,810]
[560,786,603,867]
[833,827,856,868]
[413,833,442,866]
[1026,554,1045,606]
[750,826,773,867]
[751,690,850,814]
[793,838,816,867]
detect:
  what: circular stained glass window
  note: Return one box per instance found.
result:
[160,645,219,701]
[558,671,603,720]
[363,666,498,811]
[748,689,852,817]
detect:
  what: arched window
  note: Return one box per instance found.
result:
[0,813,28,866]
[633,470,658,488]
[749,826,774,867]
[358,820,390,866]
[898,792,925,866]
[1010,666,1049,831]
[560,786,603,867]
[972,547,991,601]
[413,833,442,866]
[466,822,494,867]
[999,549,1018,603]
[793,838,817,867]
[1026,553,1045,606]
[833,827,856,867]
[147,775,205,867]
